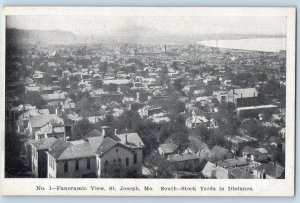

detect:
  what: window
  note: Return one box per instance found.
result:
[113,159,116,167]
[118,159,122,168]
[64,161,68,173]
[133,153,137,164]
[104,160,108,173]
[126,158,129,166]
[87,158,91,170]
[75,160,79,171]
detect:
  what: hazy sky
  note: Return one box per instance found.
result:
[6,15,286,37]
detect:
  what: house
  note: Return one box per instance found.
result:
[186,111,209,128]
[46,128,145,178]
[17,109,50,133]
[168,152,201,172]
[217,157,249,169]
[224,135,258,154]
[41,93,66,103]
[47,138,98,178]
[213,91,228,104]
[138,106,163,118]
[228,88,261,107]
[27,114,64,138]
[229,168,254,179]
[253,161,285,179]
[30,137,65,178]
[241,146,269,162]
[158,143,179,158]
[202,161,229,179]
[209,145,233,162]
[34,122,65,140]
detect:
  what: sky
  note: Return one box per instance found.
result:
[6,15,287,37]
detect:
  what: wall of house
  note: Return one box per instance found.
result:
[253,170,274,179]
[98,145,143,178]
[31,147,38,177]
[172,159,200,172]
[55,157,97,178]
[47,154,57,178]
[38,149,48,178]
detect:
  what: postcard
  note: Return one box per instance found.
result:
[1,7,295,196]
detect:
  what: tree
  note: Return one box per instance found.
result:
[71,119,95,140]
[158,67,170,86]
[144,153,174,178]
[214,102,239,136]
[113,110,144,133]
[261,79,281,96]
[173,78,185,92]
[171,61,179,70]
[69,75,80,87]
[104,83,118,93]
[91,80,103,90]
[5,131,28,177]
[21,91,46,108]
[194,125,213,143]
[171,114,190,150]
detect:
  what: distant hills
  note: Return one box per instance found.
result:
[6,28,286,46]
[6,28,78,45]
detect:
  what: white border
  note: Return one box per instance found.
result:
[1,7,296,196]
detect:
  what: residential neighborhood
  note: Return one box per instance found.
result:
[5,35,286,179]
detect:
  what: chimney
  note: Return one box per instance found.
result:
[101,126,111,137]
[125,134,128,145]
[114,129,118,136]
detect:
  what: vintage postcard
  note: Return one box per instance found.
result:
[1,7,295,196]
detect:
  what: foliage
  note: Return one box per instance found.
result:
[91,80,103,90]
[21,91,46,108]
[144,153,174,178]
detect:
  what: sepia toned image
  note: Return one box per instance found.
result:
[1,7,295,196]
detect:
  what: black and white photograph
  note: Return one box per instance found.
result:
[1,7,296,196]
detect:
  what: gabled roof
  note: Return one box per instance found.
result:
[254,162,285,178]
[202,161,216,178]
[50,141,95,160]
[83,129,102,139]
[18,109,50,121]
[168,153,199,162]
[159,143,179,154]
[41,93,65,101]
[48,131,144,161]
[230,88,258,98]
[111,133,145,148]
[95,137,119,156]
[217,157,248,168]
[31,137,65,151]
[242,146,268,156]
[202,161,229,179]
[212,166,229,179]
[29,114,64,128]
[210,145,231,160]
[229,168,254,179]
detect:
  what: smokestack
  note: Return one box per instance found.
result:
[164,45,167,53]
[125,134,128,145]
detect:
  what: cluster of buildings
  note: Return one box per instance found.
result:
[6,42,286,179]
